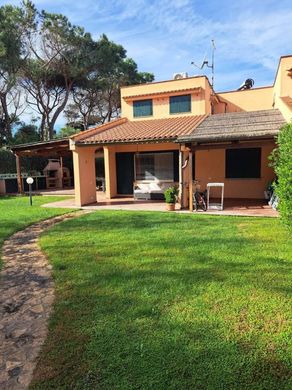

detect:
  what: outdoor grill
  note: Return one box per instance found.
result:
[43,159,71,189]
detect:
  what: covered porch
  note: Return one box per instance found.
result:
[10,138,74,194]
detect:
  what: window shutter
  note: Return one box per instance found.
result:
[133,99,153,117]
[225,148,261,178]
[170,95,191,114]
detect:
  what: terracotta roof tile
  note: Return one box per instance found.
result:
[122,87,201,100]
[75,115,207,144]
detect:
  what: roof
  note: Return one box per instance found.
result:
[122,87,202,101]
[74,115,207,145]
[10,138,70,156]
[177,109,285,143]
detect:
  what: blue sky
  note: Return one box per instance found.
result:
[2,0,292,128]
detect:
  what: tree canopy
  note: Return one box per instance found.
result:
[0,1,154,145]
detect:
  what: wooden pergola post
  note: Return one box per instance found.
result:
[60,156,63,188]
[15,154,24,194]
[188,149,193,212]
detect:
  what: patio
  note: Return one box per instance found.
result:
[40,190,278,217]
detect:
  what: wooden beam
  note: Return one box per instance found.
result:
[191,139,275,152]
[15,154,24,194]
[188,150,193,212]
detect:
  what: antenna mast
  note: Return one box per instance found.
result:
[211,39,215,88]
[191,39,216,88]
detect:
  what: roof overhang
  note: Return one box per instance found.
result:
[177,132,279,144]
[10,138,70,157]
[122,87,202,101]
[74,137,176,147]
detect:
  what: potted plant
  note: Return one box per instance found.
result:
[164,186,179,211]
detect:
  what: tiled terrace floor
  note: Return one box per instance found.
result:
[40,190,278,218]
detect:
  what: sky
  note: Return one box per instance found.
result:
[1,0,292,128]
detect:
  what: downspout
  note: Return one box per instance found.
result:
[179,148,184,208]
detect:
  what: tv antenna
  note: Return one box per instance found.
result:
[191,40,216,88]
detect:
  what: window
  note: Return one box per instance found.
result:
[170,94,191,114]
[133,99,153,117]
[225,148,261,178]
[135,152,174,181]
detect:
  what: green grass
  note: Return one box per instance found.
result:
[0,195,74,268]
[30,211,292,390]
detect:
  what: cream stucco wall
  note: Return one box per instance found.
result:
[214,87,274,114]
[273,56,292,121]
[121,76,212,120]
[214,56,292,119]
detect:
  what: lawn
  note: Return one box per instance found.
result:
[0,195,74,267]
[30,211,292,390]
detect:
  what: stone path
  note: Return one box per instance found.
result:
[0,212,86,389]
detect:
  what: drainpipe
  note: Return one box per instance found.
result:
[179,148,184,208]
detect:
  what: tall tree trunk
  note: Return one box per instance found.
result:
[82,113,88,131]
[39,114,46,141]
[0,93,12,142]
[49,83,73,139]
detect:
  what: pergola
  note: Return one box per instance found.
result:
[10,138,71,193]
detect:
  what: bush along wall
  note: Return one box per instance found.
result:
[271,123,292,231]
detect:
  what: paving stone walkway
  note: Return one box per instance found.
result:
[0,211,86,389]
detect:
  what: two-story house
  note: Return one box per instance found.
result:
[68,55,291,209]
[11,55,292,210]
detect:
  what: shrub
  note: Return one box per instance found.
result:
[164,186,179,204]
[270,123,292,230]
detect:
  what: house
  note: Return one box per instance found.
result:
[11,55,292,210]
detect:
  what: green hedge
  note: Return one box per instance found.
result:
[271,123,292,231]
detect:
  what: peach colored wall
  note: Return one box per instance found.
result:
[121,76,208,97]
[214,87,274,114]
[104,142,180,198]
[0,179,5,194]
[121,76,212,120]
[214,56,292,119]
[195,142,276,199]
[72,144,97,206]
[273,56,292,121]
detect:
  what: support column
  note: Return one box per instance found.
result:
[60,156,63,188]
[104,146,116,199]
[15,154,23,194]
[72,146,96,207]
[188,150,193,212]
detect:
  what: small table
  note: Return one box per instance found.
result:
[207,183,224,211]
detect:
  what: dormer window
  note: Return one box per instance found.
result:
[133,99,153,117]
[170,94,191,114]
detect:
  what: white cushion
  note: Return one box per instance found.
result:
[149,182,161,191]
[138,183,150,191]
